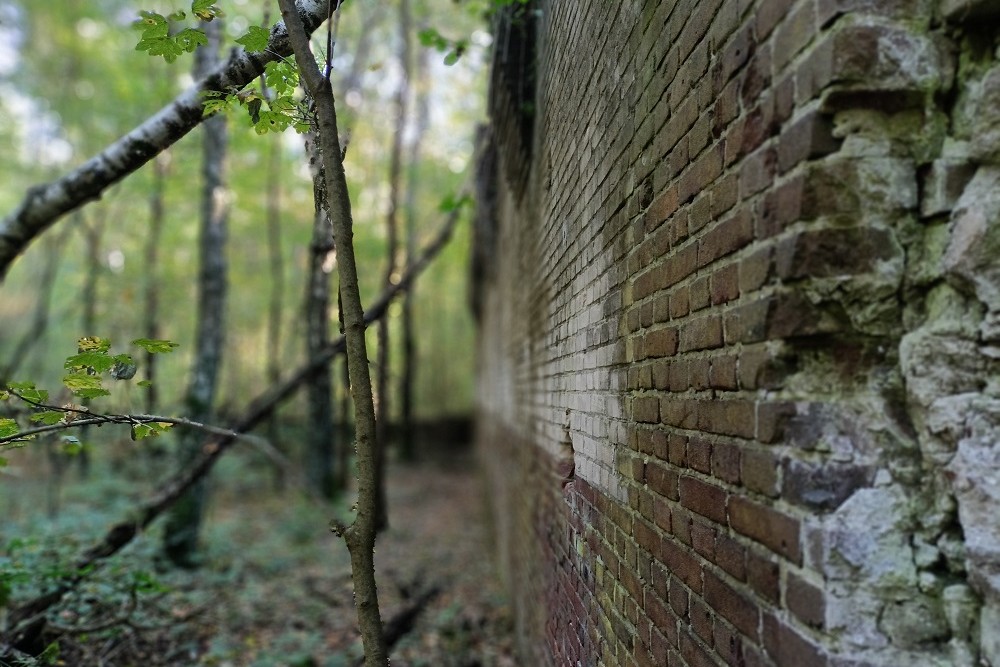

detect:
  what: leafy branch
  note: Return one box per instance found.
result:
[0,337,180,461]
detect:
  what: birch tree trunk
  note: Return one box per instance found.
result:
[276,0,388,663]
[304,128,337,499]
[162,21,229,567]
[400,34,429,461]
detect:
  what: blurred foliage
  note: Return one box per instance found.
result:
[0,0,490,427]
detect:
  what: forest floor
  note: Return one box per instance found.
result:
[1,440,518,666]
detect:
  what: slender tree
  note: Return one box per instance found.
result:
[303,125,338,498]
[277,0,388,662]
[162,21,229,567]
[399,34,430,461]
[374,0,413,529]
[142,152,169,415]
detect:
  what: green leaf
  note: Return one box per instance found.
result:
[417,27,449,51]
[62,373,110,399]
[236,25,270,52]
[0,457,7,469]
[264,60,298,96]
[131,422,171,440]
[192,0,223,21]
[137,380,154,388]
[64,351,114,374]
[175,28,208,52]
[6,382,49,404]
[60,437,83,455]
[137,35,184,62]
[444,51,460,66]
[0,418,18,439]
[30,411,65,426]
[132,338,179,354]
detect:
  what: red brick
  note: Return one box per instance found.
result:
[685,438,712,475]
[709,354,738,390]
[697,208,754,267]
[681,625,718,667]
[679,314,724,352]
[710,263,740,305]
[762,614,829,667]
[729,496,802,563]
[715,533,747,581]
[645,186,680,232]
[697,399,757,439]
[647,460,680,501]
[689,275,711,312]
[659,397,696,430]
[662,538,703,593]
[747,549,781,605]
[679,475,729,524]
[711,441,742,484]
[646,326,679,358]
[704,569,761,639]
[738,246,774,293]
[690,520,717,560]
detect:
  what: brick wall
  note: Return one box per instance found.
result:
[475,1,1000,665]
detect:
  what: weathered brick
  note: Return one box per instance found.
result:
[710,263,740,305]
[776,110,841,173]
[709,354,738,390]
[647,459,680,501]
[679,475,729,524]
[786,571,826,629]
[687,437,713,474]
[679,314,724,352]
[774,226,899,280]
[742,447,780,497]
[704,569,761,639]
[729,496,802,563]
[747,548,781,605]
[711,440,742,484]
[662,538,704,593]
[634,395,660,423]
[698,208,754,267]
[646,326,679,358]
[763,614,830,667]
[716,533,748,581]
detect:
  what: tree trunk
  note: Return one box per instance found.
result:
[143,153,169,415]
[162,21,229,568]
[374,0,412,529]
[265,129,287,490]
[277,0,388,663]
[399,33,429,462]
[304,127,337,499]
